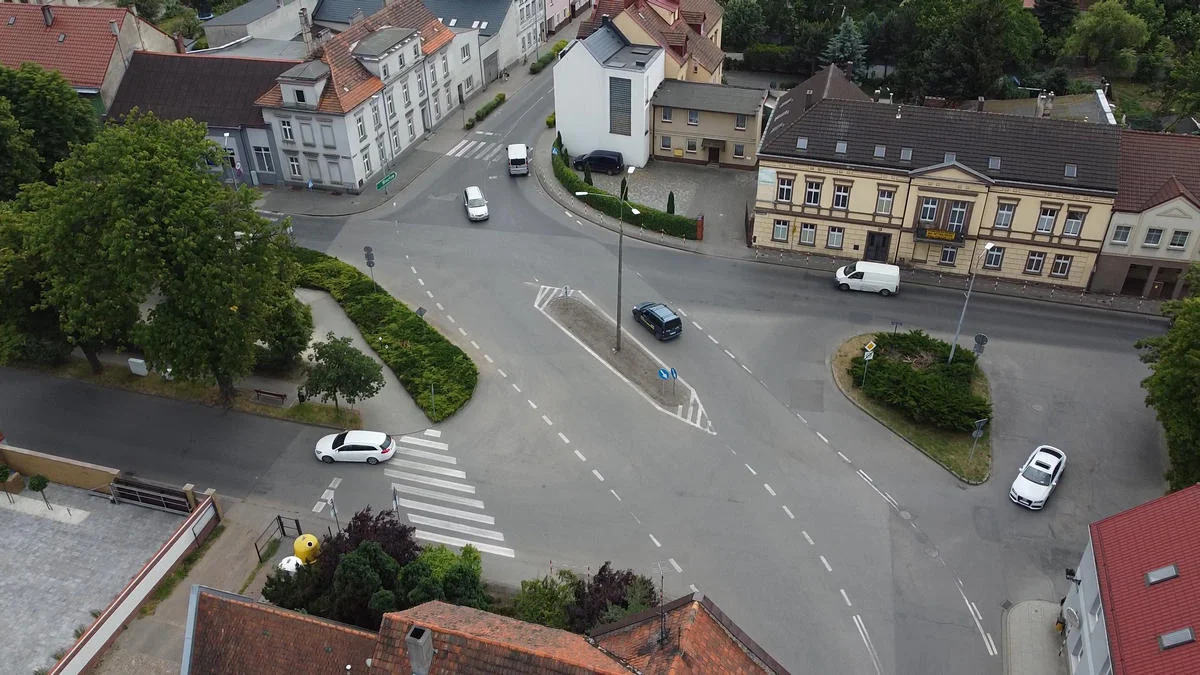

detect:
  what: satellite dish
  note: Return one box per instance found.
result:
[1064,606,1080,630]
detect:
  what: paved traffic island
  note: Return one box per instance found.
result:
[831,331,994,484]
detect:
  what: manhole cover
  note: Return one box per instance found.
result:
[1001,600,1013,610]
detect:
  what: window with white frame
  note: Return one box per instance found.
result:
[735,113,747,130]
[994,202,1015,229]
[362,147,372,174]
[356,114,366,140]
[371,102,381,128]
[1025,251,1045,274]
[378,138,388,162]
[776,177,793,202]
[733,143,745,158]
[413,45,419,60]
[1111,225,1131,243]
[686,138,697,153]
[253,146,273,172]
[390,127,401,153]
[772,219,789,242]
[1063,210,1084,237]
[1145,228,1163,246]
[406,111,415,139]
[805,180,821,206]
[382,62,390,80]
[1036,206,1058,233]
[417,72,425,96]
[983,245,1004,269]
[919,197,938,223]
[1170,230,1190,248]
[280,120,294,142]
[386,93,396,118]
[447,90,453,108]
[442,55,449,79]
[402,83,411,106]
[948,201,968,231]
[688,109,699,125]
[799,223,816,245]
[873,145,886,158]
[1051,254,1072,277]
[940,246,957,265]
[287,155,301,177]
[660,136,671,150]
[900,147,912,160]
[434,97,441,118]
[827,226,844,249]
[461,44,471,62]
[661,106,672,122]
[876,188,894,214]
[429,64,437,85]
[832,184,850,210]
[464,75,474,92]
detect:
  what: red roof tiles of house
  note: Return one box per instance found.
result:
[0,5,165,89]
[1115,130,1200,212]
[577,0,722,72]
[1091,484,1200,674]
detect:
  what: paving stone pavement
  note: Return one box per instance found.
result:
[1004,600,1070,675]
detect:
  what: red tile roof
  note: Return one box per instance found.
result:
[0,5,161,89]
[1116,130,1200,212]
[577,0,630,39]
[578,0,723,72]
[184,587,378,674]
[592,593,789,674]
[1091,485,1200,675]
[255,0,453,115]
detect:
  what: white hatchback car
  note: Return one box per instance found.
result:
[1009,445,1066,510]
[314,430,396,465]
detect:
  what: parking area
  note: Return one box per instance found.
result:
[0,484,182,674]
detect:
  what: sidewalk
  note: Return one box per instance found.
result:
[528,126,1166,317]
[1004,600,1069,675]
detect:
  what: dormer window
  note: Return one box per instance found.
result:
[295,89,306,104]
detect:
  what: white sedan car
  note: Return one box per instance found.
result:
[1009,445,1066,510]
[314,430,396,465]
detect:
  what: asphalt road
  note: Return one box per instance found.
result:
[2,66,1168,674]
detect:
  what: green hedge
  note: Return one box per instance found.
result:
[529,40,570,73]
[293,248,477,422]
[550,139,699,240]
[545,112,555,127]
[847,330,991,432]
[473,93,506,124]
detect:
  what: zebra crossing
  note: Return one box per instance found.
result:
[384,429,515,558]
[444,137,508,162]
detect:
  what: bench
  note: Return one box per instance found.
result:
[253,389,288,405]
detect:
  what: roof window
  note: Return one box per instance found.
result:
[795,137,808,150]
[900,147,912,161]
[988,156,1001,170]
[873,145,886,158]
[448,18,457,26]
[471,20,479,28]
[944,152,956,163]
[1146,564,1179,586]
[1159,627,1195,650]
[1065,163,1077,178]
[835,141,847,154]
[480,21,488,29]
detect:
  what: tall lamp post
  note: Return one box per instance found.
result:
[948,241,995,364]
[575,166,638,352]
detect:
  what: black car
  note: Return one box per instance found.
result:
[573,150,625,175]
[632,302,683,341]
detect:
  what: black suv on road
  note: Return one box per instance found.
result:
[632,302,683,341]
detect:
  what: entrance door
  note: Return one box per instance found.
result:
[864,231,891,262]
[420,103,432,132]
[483,53,499,83]
[707,146,720,164]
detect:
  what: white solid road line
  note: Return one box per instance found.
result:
[399,435,449,451]
[395,446,457,464]
[841,589,853,607]
[384,469,476,494]
[820,555,833,572]
[407,514,505,541]
[649,534,661,547]
[782,505,795,519]
[415,530,515,558]
[669,558,682,573]
[394,497,495,524]
[390,459,466,479]
[392,483,484,509]
[423,429,442,438]
[959,587,999,656]
[852,615,884,675]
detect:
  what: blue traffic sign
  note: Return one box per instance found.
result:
[658,368,670,380]
[670,367,678,379]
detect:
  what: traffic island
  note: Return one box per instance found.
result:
[831,332,993,484]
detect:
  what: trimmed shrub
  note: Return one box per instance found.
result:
[545,112,556,127]
[666,191,675,215]
[463,117,476,130]
[847,330,991,432]
[742,43,796,72]
[472,93,506,123]
[292,248,477,422]
[551,39,569,55]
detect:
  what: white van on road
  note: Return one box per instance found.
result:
[835,261,900,296]
[507,144,529,175]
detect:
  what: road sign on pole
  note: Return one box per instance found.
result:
[376,172,397,191]
[669,367,678,396]
[865,340,877,352]
[968,418,989,464]
[658,368,669,380]
[863,350,875,361]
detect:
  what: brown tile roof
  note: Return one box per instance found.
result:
[255,0,452,115]
[1115,130,1200,212]
[578,0,630,39]
[370,601,630,674]
[794,64,870,103]
[109,52,300,128]
[591,593,789,674]
[0,5,168,89]
[182,586,378,675]
[578,0,722,71]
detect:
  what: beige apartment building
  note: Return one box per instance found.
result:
[753,94,1119,289]
[650,80,765,169]
[579,0,724,83]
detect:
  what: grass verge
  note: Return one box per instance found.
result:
[140,524,226,617]
[239,537,281,594]
[832,334,992,483]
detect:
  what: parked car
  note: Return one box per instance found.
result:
[573,150,624,175]
[314,430,396,465]
[464,186,489,221]
[1009,445,1066,510]
[632,301,683,341]
[835,261,900,296]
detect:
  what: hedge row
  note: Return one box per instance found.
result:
[529,40,570,73]
[293,248,477,422]
[847,330,991,432]
[466,93,506,129]
[550,140,699,240]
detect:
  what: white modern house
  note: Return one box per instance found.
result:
[553,16,663,167]
[423,0,544,83]
[1062,485,1200,675]
[255,0,482,192]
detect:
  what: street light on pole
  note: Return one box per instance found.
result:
[575,165,638,352]
[948,241,995,364]
[222,132,234,188]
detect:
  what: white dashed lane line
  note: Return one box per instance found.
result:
[649,534,661,547]
[558,433,570,444]
[841,589,853,607]
[511,383,521,392]
[541,415,553,426]
[744,464,757,476]
[410,266,417,274]
[723,349,736,359]
[447,315,456,323]
[708,335,719,344]
[676,308,687,316]
[426,290,434,298]
[610,489,621,501]
[782,505,795,519]
[837,451,852,463]
[802,531,815,545]
[498,368,507,378]
[817,432,830,444]
[691,320,703,331]
[764,484,776,496]
[527,400,538,409]
[484,354,493,363]
[458,327,467,336]
[669,558,683,573]
[574,450,587,462]
[592,469,605,482]
[470,340,480,350]
[418,278,425,286]
[741,364,752,374]
[820,556,833,572]
[797,413,808,424]
[435,302,444,310]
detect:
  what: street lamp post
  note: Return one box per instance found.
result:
[575,166,638,352]
[222,132,234,189]
[948,241,995,364]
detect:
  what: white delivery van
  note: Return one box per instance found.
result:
[507,144,529,176]
[835,261,900,296]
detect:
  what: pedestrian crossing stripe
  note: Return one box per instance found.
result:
[445,138,507,161]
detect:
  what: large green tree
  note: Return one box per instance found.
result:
[0,63,97,181]
[1161,50,1200,129]
[1137,267,1200,491]
[0,204,70,365]
[0,99,39,201]
[1064,0,1149,76]
[305,332,385,412]
[722,0,767,52]
[822,17,868,79]
[1033,0,1079,38]
[951,0,1042,97]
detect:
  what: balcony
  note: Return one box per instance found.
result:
[915,225,965,246]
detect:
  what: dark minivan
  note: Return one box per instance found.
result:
[573,150,625,175]
[632,302,683,341]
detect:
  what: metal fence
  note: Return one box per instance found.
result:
[254,515,302,563]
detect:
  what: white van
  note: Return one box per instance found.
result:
[835,261,900,296]
[507,144,529,176]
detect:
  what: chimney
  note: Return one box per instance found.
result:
[406,625,435,675]
[300,8,314,54]
[173,32,186,53]
[1045,92,1055,117]
[41,5,53,26]
[110,19,119,37]
[977,95,984,112]
[873,88,880,103]
[804,89,814,111]
[350,7,364,24]
[601,13,611,26]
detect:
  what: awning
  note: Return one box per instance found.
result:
[701,138,726,149]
